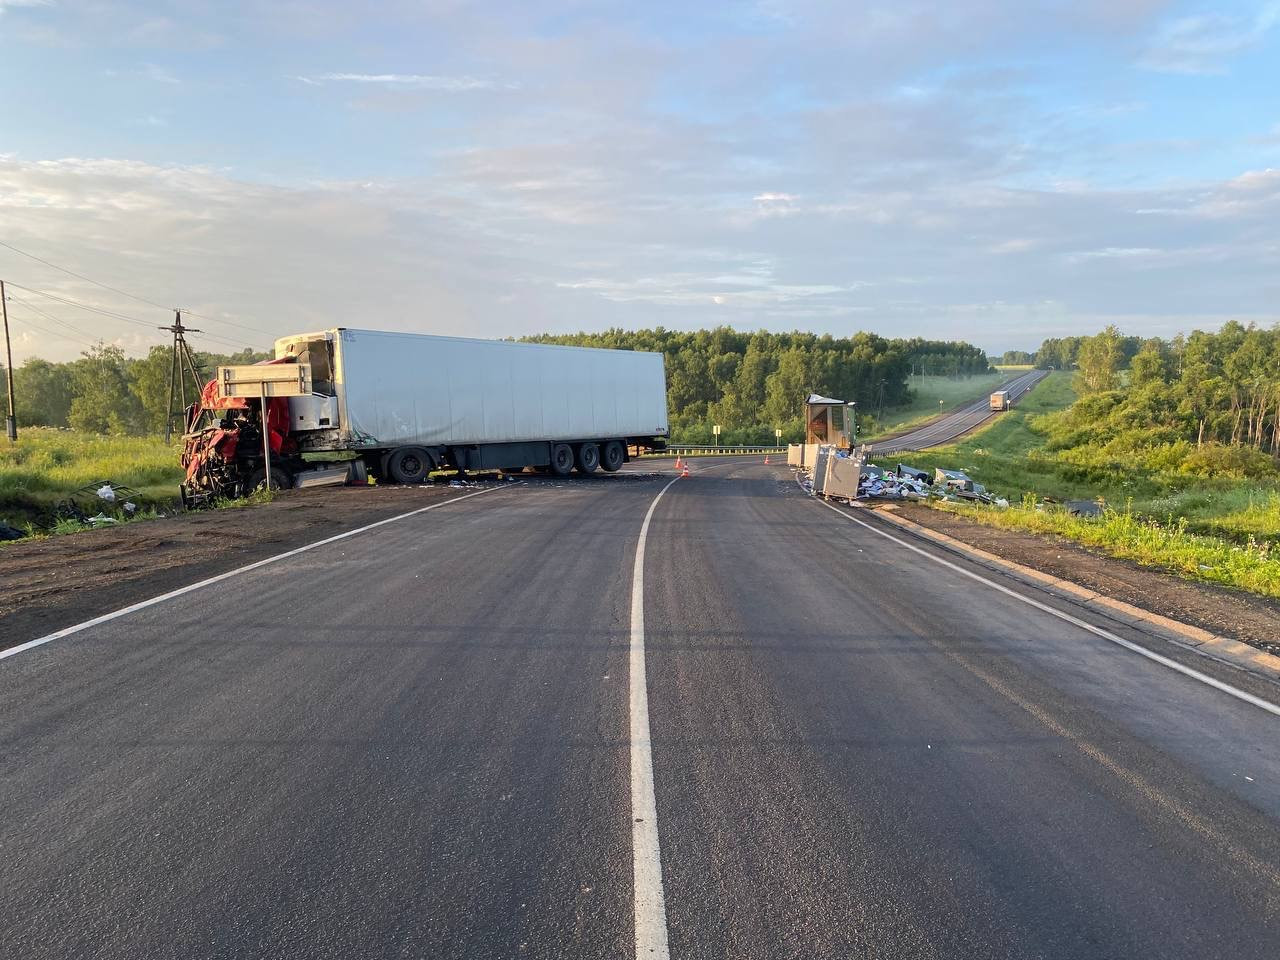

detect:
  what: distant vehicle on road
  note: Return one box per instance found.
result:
[180,328,669,503]
[989,390,1010,411]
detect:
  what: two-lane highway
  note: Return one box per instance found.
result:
[2,459,1278,958]
[866,368,1050,455]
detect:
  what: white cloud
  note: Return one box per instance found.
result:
[3,152,1277,362]
[141,62,179,84]
[298,72,516,91]
[1139,3,1280,74]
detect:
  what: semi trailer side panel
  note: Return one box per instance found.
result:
[323,329,668,447]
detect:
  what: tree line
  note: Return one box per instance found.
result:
[4,328,992,444]
[1031,322,1280,474]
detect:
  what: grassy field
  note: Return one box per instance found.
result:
[0,428,182,531]
[883,372,1280,597]
[867,371,1011,438]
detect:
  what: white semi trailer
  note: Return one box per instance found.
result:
[180,328,669,501]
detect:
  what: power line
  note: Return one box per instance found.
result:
[6,292,101,342]
[6,312,99,349]
[0,238,176,311]
[6,285,256,352]
[0,239,268,337]
[5,282,156,327]
[179,309,267,335]
[186,329,256,351]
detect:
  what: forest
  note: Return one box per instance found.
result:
[1033,322,1280,476]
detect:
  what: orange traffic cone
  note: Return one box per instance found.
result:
[764,454,771,465]
[674,455,683,471]
[681,462,690,477]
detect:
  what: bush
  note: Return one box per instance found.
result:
[1178,443,1277,480]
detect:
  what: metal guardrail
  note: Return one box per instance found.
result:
[646,445,787,456]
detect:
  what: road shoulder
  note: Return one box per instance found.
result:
[0,482,513,651]
[852,500,1280,682]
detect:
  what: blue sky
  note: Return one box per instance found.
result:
[1,0,1277,362]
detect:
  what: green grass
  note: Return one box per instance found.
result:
[866,371,1013,438]
[938,497,1280,599]
[0,427,182,529]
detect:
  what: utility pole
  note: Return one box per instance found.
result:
[2,280,15,443]
[159,309,203,443]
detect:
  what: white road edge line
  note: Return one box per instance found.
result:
[0,485,508,663]
[810,491,1280,719]
[630,474,681,959]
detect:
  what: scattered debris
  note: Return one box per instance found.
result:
[896,464,930,483]
[796,444,1104,516]
[1065,500,1104,517]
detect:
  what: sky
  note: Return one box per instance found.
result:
[0,0,1277,363]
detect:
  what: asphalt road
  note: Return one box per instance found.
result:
[3,459,1279,959]
[866,368,1050,455]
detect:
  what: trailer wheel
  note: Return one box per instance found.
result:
[600,440,625,472]
[549,443,575,476]
[575,443,600,474]
[248,464,293,493]
[388,447,432,484]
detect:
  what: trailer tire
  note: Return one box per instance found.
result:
[387,447,433,484]
[600,440,625,472]
[549,443,575,476]
[248,464,293,493]
[575,443,600,474]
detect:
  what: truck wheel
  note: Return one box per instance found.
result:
[575,443,600,474]
[248,464,293,493]
[388,447,432,484]
[549,443,575,476]
[600,440,625,472]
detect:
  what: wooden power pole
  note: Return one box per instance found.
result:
[159,309,203,443]
[2,280,15,443]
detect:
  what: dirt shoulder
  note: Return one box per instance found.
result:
[888,502,1280,657]
[0,482,513,651]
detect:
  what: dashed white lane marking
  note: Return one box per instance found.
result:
[1,485,507,663]
[630,474,681,958]
[812,494,1280,720]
